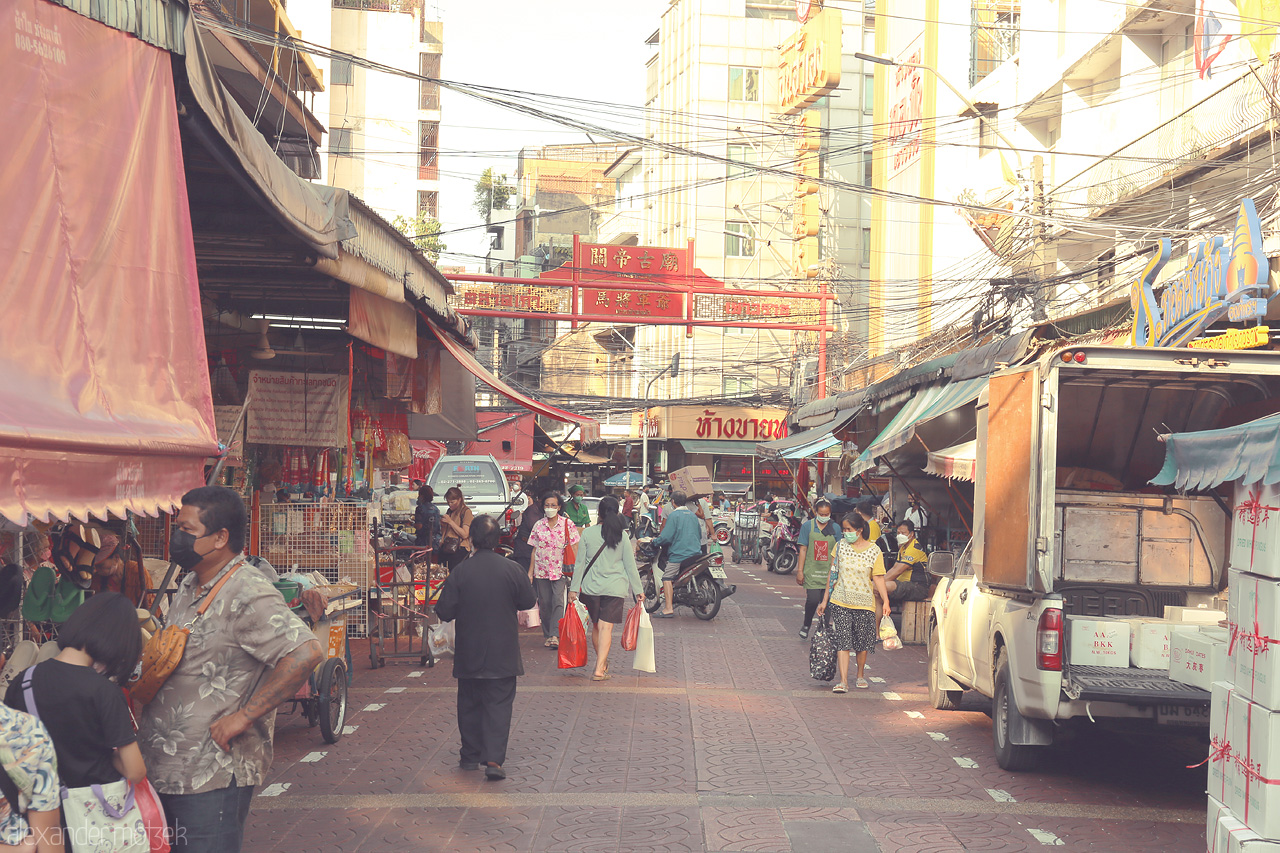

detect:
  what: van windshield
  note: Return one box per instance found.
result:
[429,460,505,498]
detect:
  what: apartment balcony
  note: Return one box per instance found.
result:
[595,208,644,246]
[1055,63,1279,218]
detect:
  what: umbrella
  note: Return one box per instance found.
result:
[604,471,650,487]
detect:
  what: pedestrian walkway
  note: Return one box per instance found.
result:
[246,560,1209,852]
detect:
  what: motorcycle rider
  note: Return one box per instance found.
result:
[651,491,703,618]
[795,497,838,639]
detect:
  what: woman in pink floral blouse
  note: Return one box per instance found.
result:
[526,492,580,649]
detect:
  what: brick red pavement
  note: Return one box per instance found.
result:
[243,560,1211,852]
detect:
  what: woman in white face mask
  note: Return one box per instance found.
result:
[815,513,891,691]
[526,493,580,648]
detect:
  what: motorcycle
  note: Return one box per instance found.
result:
[764,511,802,575]
[636,539,728,621]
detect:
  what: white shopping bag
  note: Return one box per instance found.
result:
[574,599,591,636]
[632,609,656,673]
[518,605,541,628]
[427,621,455,657]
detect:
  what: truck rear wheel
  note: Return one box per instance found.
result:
[993,648,1043,772]
[928,630,963,711]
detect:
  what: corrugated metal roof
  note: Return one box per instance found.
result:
[49,0,188,53]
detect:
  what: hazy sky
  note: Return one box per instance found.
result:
[434,0,669,270]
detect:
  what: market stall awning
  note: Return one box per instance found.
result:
[849,377,987,478]
[427,322,600,441]
[678,439,758,455]
[924,440,978,482]
[1151,412,1280,490]
[465,412,535,474]
[0,0,219,524]
[757,408,857,460]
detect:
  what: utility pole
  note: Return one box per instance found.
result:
[641,353,680,489]
[1030,155,1051,322]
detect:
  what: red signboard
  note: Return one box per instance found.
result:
[577,242,690,277]
[718,462,790,479]
[582,288,685,319]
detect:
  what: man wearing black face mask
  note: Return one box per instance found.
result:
[137,486,322,853]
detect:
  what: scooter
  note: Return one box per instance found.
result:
[764,512,802,574]
[636,539,729,621]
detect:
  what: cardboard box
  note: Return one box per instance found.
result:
[1211,797,1280,852]
[1169,629,1227,691]
[1120,618,1173,669]
[668,465,713,498]
[1233,480,1280,580]
[1231,693,1280,840]
[1235,573,1280,711]
[1164,605,1227,624]
[1065,616,1130,668]
[1211,682,1243,808]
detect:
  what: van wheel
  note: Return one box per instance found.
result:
[993,648,1043,772]
[928,631,963,711]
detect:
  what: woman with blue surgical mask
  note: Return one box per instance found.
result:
[814,513,891,693]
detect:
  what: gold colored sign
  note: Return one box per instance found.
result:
[777,8,842,115]
[447,283,571,314]
[693,293,820,324]
[1188,326,1271,350]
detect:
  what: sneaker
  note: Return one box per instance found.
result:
[798,627,809,640]
[458,761,479,771]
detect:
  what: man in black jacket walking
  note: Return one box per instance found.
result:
[435,514,536,781]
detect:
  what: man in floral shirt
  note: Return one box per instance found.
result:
[138,486,322,852]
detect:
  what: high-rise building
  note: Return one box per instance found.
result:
[290,0,442,227]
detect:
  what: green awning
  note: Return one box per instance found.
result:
[849,377,988,477]
[1151,412,1280,490]
[678,439,758,455]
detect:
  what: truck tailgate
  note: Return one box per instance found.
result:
[1062,665,1209,705]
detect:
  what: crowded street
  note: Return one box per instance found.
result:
[247,558,1208,853]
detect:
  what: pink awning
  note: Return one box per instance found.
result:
[426,323,599,442]
[0,0,218,524]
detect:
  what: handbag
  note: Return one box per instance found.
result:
[809,610,838,682]
[127,564,239,706]
[134,778,170,853]
[21,670,147,853]
[621,602,641,652]
[631,609,656,673]
[561,516,578,567]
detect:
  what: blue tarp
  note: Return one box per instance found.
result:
[604,471,650,487]
[1150,413,1280,490]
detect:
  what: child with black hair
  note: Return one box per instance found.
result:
[4,592,146,794]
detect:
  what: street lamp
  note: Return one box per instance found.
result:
[852,52,1022,169]
[640,352,680,491]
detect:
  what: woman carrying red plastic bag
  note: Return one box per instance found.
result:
[557,600,589,669]
[566,497,645,681]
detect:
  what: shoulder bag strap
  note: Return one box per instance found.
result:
[579,540,607,581]
[184,562,242,629]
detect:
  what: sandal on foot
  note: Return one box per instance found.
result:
[592,672,611,681]
[855,678,869,689]
[832,683,848,694]
[548,637,559,648]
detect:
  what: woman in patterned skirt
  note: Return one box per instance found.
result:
[815,513,891,693]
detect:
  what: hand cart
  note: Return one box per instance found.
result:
[369,544,445,669]
[732,508,762,564]
[279,584,361,744]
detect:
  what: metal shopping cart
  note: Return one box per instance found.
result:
[732,507,762,564]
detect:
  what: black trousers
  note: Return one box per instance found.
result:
[457,676,517,766]
[803,587,825,628]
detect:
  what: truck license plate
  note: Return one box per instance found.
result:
[708,565,727,579]
[1157,704,1211,727]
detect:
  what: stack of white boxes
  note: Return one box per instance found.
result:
[1207,480,1280,851]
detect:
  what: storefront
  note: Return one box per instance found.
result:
[631,405,788,486]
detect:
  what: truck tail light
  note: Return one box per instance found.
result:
[1037,608,1064,671]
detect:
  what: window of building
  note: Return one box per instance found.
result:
[977,104,999,154]
[419,120,439,180]
[329,127,353,156]
[419,53,441,110]
[970,1,1020,87]
[727,143,756,178]
[725,221,756,257]
[418,190,439,219]
[728,67,760,102]
[861,227,872,267]
[330,59,353,86]
[862,149,873,186]
[863,73,874,114]
[723,375,757,396]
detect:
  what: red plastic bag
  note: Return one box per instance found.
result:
[621,603,641,652]
[135,778,170,853]
[557,607,588,669]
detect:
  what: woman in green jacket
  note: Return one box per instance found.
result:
[569,496,645,681]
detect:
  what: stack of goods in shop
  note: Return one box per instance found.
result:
[1207,480,1280,851]
[1061,608,1227,673]
[280,447,335,500]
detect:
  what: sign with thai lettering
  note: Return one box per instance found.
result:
[634,406,790,441]
[247,371,350,447]
[583,288,684,319]
[777,7,842,115]
[1131,198,1274,348]
[1189,326,1271,350]
[887,38,924,176]
[577,242,688,276]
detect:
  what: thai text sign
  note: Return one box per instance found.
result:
[887,40,924,176]
[578,242,688,276]
[1131,199,1273,348]
[777,7,842,115]
[1189,326,1270,350]
[636,406,790,441]
[583,288,684,319]
[247,371,350,447]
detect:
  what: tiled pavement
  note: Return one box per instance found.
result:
[245,560,1210,852]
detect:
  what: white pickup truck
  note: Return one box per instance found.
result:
[925,346,1279,770]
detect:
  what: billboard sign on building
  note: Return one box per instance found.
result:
[887,35,925,177]
[777,7,842,115]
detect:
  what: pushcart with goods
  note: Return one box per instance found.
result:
[276,581,361,744]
